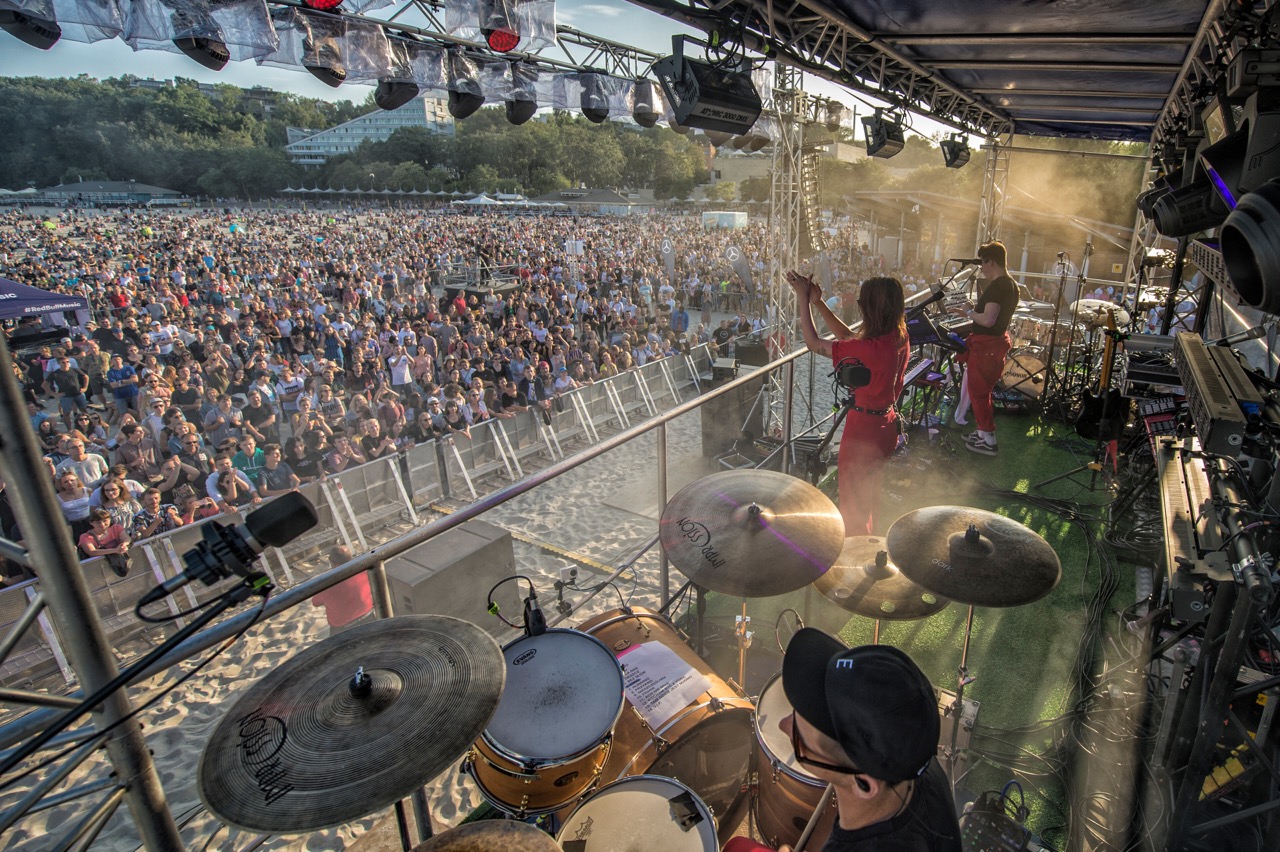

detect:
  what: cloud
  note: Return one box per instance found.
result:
[575,4,625,18]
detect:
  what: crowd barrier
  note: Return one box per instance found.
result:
[0,350,720,688]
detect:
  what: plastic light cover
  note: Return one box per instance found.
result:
[124,0,278,61]
[445,0,556,54]
[1,0,122,43]
[258,7,392,83]
[551,72,631,121]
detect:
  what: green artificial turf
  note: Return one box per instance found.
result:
[701,409,1129,846]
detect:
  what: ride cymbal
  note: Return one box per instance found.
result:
[413,819,562,851]
[887,507,1061,608]
[199,615,504,833]
[660,469,845,598]
[815,536,950,620]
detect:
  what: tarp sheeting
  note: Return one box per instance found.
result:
[0,277,90,319]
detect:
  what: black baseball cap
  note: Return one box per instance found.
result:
[782,628,938,784]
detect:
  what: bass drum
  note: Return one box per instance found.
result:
[575,607,754,841]
[998,349,1047,399]
[753,672,838,850]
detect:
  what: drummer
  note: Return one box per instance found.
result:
[777,629,961,852]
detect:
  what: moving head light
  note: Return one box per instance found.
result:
[653,36,762,135]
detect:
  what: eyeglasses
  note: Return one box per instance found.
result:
[788,712,860,776]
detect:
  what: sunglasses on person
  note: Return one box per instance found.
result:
[789,712,861,776]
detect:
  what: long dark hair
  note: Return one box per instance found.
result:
[857,277,907,341]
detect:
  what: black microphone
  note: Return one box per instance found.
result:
[139,492,319,606]
[951,258,982,265]
[1214,325,1268,346]
[524,587,548,636]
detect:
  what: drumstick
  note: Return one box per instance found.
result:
[793,783,836,852]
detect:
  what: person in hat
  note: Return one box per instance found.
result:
[777,629,961,851]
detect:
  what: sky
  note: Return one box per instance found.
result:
[0,0,948,140]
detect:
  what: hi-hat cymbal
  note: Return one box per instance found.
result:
[887,507,1061,608]
[660,469,845,598]
[413,820,561,851]
[1071,299,1131,328]
[815,536,950,620]
[199,616,504,833]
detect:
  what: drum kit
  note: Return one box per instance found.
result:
[1000,299,1133,402]
[194,469,1060,852]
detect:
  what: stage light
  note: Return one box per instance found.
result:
[668,118,692,135]
[729,134,752,150]
[633,79,659,128]
[747,135,770,152]
[0,8,60,49]
[172,9,229,72]
[1199,129,1249,209]
[824,102,844,133]
[704,131,733,147]
[940,133,970,169]
[1151,179,1227,237]
[302,0,344,9]
[477,0,520,52]
[376,38,421,111]
[1136,170,1179,217]
[579,73,610,123]
[1221,177,1280,313]
[653,36,762,134]
[447,49,484,119]
[862,109,905,158]
[506,61,538,125]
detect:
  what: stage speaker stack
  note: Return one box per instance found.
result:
[701,371,766,458]
[386,520,516,636]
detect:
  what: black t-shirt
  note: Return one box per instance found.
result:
[822,761,962,852]
[47,367,86,396]
[971,274,1018,336]
[712,326,734,346]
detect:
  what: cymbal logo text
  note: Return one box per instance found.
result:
[237,709,293,805]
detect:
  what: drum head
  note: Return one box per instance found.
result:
[643,707,753,820]
[998,351,1047,398]
[557,776,718,851]
[486,630,623,762]
[754,673,819,783]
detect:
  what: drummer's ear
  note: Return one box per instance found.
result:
[854,776,871,794]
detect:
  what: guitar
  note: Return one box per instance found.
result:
[1075,308,1132,441]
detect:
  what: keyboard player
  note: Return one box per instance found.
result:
[947,241,1018,456]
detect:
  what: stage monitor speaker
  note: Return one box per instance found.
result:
[701,371,766,458]
[736,340,769,367]
[386,520,515,636]
[653,54,762,135]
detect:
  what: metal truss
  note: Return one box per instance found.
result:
[975,134,1012,246]
[624,0,1012,137]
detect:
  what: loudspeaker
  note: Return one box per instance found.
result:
[653,54,762,135]
[386,520,515,636]
[701,372,766,457]
[736,340,769,367]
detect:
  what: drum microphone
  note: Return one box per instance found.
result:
[139,492,319,606]
[523,587,548,636]
[1213,325,1268,346]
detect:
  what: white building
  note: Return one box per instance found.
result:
[284,96,454,167]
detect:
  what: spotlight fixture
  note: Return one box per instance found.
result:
[940,133,971,169]
[653,35,762,134]
[479,0,520,53]
[746,135,770,152]
[0,9,61,49]
[862,109,905,158]
[704,131,733,147]
[446,49,484,119]
[633,79,659,128]
[505,62,538,125]
[1151,179,1227,237]
[302,0,344,9]
[1221,177,1280,313]
[668,118,692,135]
[579,73,610,123]
[824,102,844,133]
[729,135,752,150]
[375,39,421,111]
[172,9,229,72]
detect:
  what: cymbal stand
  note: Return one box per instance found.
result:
[945,604,978,787]
[735,600,753,689]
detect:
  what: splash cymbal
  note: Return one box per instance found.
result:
[660,470,845,598]
[815,536,950,620]
[199,615,504,833]
[1071,299,1131,328]
[887,507,1061,608]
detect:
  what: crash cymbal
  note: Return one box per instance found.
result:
[413,820,561,851]
[1071,299,1131,328]
[660,469,845,598]
[887,507,1061,608]
[815,536,950,620]
[199,615,504,833]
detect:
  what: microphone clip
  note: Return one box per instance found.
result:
[523,588,548,636]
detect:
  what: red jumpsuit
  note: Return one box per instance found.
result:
[962,275,1017,434]
[831,333,910,535]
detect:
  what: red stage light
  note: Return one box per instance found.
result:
[485,27,520,53]
[303,0,344,10]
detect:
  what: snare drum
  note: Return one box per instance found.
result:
[465,629,624,816]
[576,608,754,833]
[753,673,838,850]
[556,775,719,851]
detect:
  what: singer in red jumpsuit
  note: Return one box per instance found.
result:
[788,272,909,535]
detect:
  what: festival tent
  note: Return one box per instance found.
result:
[455,194,505,206]
[0,277,90,319]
